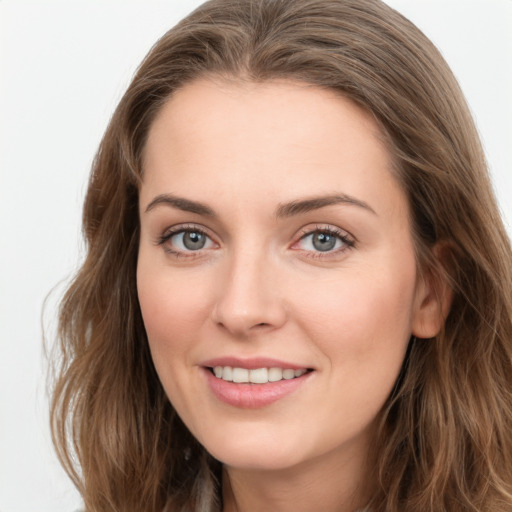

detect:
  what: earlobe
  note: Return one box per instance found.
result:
[411,244,454,339]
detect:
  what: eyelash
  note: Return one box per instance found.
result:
[295,225,355,259]
[156,224,214,257]
[156,224,355,259]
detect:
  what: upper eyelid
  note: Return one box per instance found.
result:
[156,223,217,247]
[161,223,213,237]
[296,224,355,242]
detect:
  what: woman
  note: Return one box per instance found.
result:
[50,0,512,510]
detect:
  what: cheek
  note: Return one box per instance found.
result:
[293,262,417,432]
[294,259,417,368]
[136,262,213,361]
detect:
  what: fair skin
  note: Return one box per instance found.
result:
[137,78,446,512]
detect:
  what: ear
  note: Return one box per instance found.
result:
[411,243,454,339]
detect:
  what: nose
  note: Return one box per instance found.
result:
[211,247,287,337]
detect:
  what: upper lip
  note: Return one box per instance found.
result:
[200,356,312,370]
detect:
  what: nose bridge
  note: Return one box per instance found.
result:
[212,241,286,336]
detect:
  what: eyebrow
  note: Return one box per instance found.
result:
[145,194,216,217]
[276,194,376,218]
[144,192,376,217]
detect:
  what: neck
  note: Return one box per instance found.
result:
[221,443,373,512]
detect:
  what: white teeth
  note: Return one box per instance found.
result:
[232,367,249,383]
[222,366,233,381]
[282,369,295,380]
[268,367,283,382]
[249,368,268,384]
[212,366,309,383]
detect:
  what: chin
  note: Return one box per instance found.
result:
[198,427,307,471]
[211,446,303,472]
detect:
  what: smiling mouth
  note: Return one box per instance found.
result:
[209,366,313,384]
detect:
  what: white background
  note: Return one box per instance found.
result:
[0,1,511,511]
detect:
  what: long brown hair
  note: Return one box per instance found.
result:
[50,0,512,510]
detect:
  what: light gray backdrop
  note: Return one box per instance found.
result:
[0,1,511,511]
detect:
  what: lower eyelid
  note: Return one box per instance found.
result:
[298,237,351,252]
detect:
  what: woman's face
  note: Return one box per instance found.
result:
[137,79,440,473]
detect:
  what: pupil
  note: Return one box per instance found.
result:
[183,231,206,250]
[313,232,336,251]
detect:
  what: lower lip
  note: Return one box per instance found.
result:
[203,368,312,409]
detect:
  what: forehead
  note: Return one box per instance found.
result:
[145,78,387,164]
[141,78,406,221]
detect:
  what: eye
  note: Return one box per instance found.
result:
[173,230,211,251]
[293,227,355,255]
[157,226,216,255]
